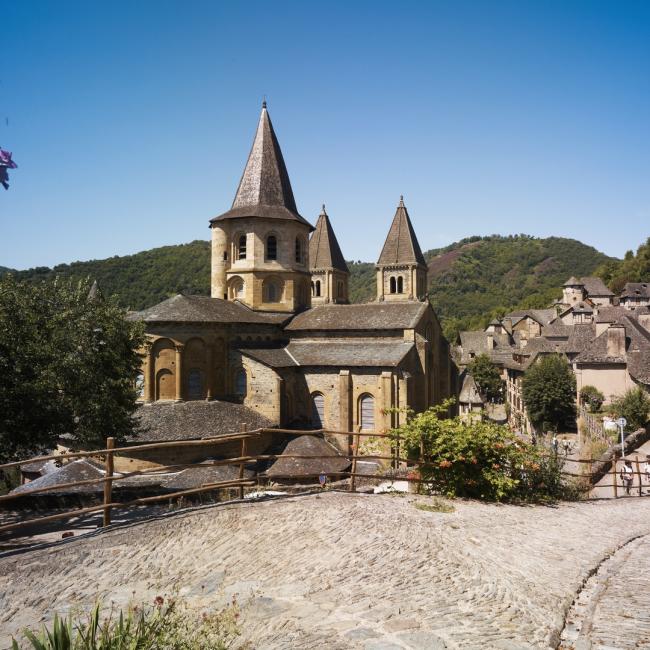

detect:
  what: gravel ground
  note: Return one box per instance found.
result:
[2,492,650,649]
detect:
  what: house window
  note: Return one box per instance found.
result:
[389,277,397,294]
[238,235,247,260]
[397,276,404,293]
[266,235,277,261]
[311,392,325,428]
[235,369,247,397]
[359,394,375,431]
[295,237,303,264]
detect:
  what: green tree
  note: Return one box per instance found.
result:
[522,354,577,433]
[579,385,605,413]
[610,387,650,432]
[0,276,146,462]
[390,401,570,501]
[468,353,504,402]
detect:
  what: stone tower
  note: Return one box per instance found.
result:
[210,102,314,312]
[376,197,428,302]
[562,277,585,304]
[309,205,350,304]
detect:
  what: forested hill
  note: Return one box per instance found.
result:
[2,235,616,340]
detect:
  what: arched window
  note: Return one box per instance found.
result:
[264,279,282,303]
[187,369,204,400]
[235,369,247,397]
[389,276,397,294]
[229,277,244,300]
[397,276,404,293]
[311,392,325,428]
[315,280,321,297]
[266,235,277,261]
[295,237,303,264]
[359,394,375,431]
[238,235,247,260]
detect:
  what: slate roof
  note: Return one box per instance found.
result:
[565,323,597,355]
[457,331,513,365]
[128,294,290,325]
[377,197,426,267]
[621,282,650,299]
[265,435,351,478]
[11,459,105,495]
[459,373,484,404]
[162,462,254,490]
[285,302,428,331]
[133,400,273,442]
[594,305,628,323]
[563,276,583,287]
[543,321,573,338]
[504,309,557,326]
[572,318,650,374]
[581,276,614,297]
[210,103,313,230]
[309,206,349,273]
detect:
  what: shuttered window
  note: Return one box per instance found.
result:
[311,393,325,428]
[360,394,375,431]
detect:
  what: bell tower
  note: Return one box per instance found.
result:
[376,196,428,302]
[209,102,314,312]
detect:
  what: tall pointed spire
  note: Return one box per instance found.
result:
[211,103,313,229]
[377,196,426,266]
[309,205,349,273]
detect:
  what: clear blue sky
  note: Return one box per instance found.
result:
[1,0,649,269]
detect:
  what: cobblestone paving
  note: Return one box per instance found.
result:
[560,534,650,650]
[2,493,650,649]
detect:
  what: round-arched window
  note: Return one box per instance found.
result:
[264,279,282,303]
[389,277,397,294]
[187,369,204,400]
[238,235,247,260]
[235,369,247,397]
[397,276,404,293]
[359,394,375,431]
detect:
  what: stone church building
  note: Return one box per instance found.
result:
[132,103,457,438]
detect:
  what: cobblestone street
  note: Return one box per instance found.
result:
[2,492,650,649]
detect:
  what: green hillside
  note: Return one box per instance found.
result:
[2,234,617,339]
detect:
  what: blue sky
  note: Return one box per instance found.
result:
[1,0,649,269]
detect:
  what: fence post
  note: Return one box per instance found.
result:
[103,437,115,527]
[612,454,618,499]
[349,432,360,492]
[636,456,643,497]
[239,437,247,500]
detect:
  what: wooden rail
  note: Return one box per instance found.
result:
[2,427,648,538]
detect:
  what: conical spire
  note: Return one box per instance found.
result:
[309,205,349,273]
[377,196,426,266]
[211,103,313,229]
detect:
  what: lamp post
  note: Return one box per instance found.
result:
[618,417,627,458]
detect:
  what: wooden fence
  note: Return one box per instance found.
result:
[0,427,646,538]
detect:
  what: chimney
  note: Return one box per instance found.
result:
[607,324,626,358]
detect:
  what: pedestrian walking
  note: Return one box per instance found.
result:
[620,460,634,496]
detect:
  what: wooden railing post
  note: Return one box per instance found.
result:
[612,454,618,499]
[239,437,247,500]
[103,437,115,527]
[636,456,642,497]
[349,432,360,492]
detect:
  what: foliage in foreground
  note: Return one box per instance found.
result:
[610,387,650,433]
[13,597,242,650]
[0,275,146,462]
[391,401,578,502]
[522,354,577,433]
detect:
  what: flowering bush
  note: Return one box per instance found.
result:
[389,400,576,502]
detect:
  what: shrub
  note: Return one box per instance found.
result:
[13,596,243,650]
[390,400,578,502]
[579,385,605,412]
[610,387,650,432]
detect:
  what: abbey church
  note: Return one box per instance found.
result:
[132,104,457,436]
